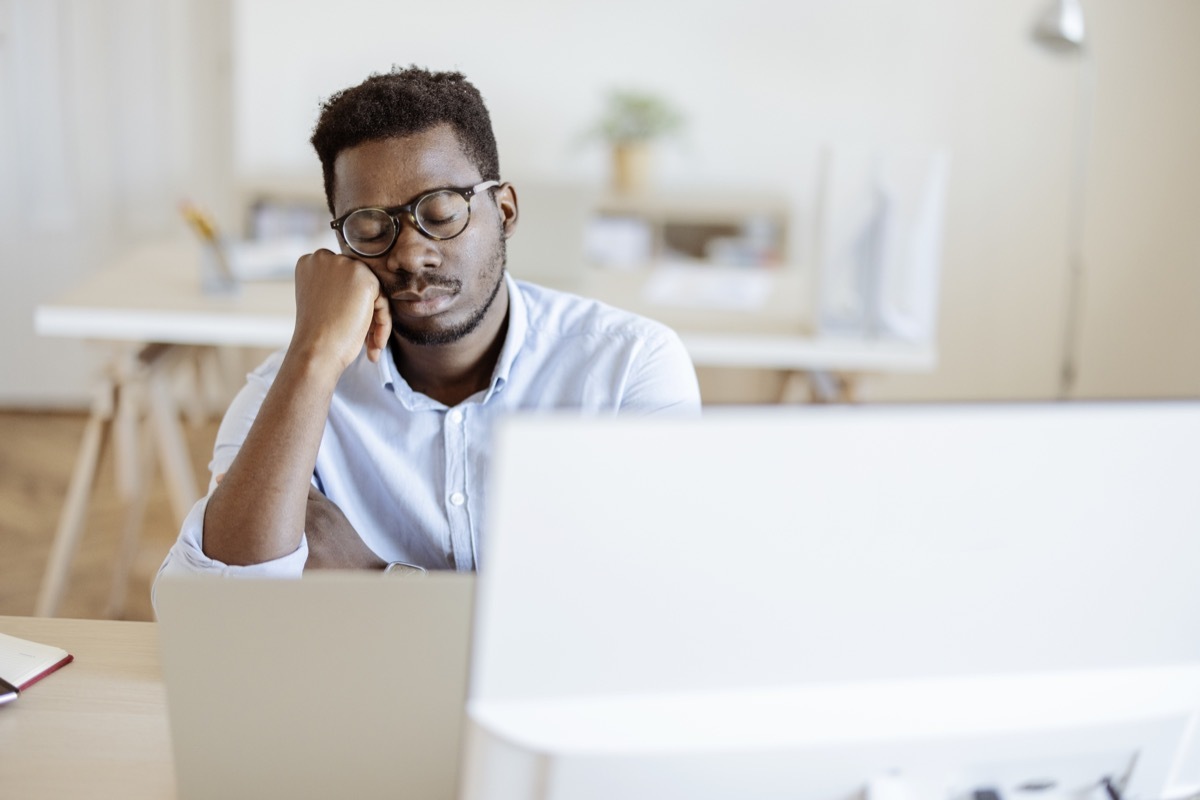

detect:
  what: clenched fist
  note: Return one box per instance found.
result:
[291,249,392,376]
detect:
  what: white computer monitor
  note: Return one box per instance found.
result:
[462,402,1200,800]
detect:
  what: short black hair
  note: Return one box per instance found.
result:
[310,66,501,214]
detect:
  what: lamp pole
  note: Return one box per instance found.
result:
[1034,0,1091,399]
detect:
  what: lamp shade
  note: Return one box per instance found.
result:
[1036,0,1086,48]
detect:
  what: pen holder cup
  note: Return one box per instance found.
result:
[199,239,240,296]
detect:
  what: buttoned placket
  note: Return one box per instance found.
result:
[442,405,474,569]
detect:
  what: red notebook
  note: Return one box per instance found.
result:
[0,631,74,691]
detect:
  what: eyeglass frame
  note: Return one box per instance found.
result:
[329,179,501,258]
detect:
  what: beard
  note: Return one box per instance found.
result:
[391,234,507,347]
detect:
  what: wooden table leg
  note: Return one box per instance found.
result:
[779,371,810,404]
[836,372,861,403]
[37,342,202,618]
[106,413,155,619]
[35,380,115,617]
[778,369,862,404]
[107,344,200,617]
[145,346,199,527]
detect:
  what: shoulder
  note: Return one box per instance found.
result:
[513,279,679,349]
[508,279,700,414]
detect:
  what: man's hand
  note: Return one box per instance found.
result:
[303,486,387,571]
[293,249,392,369]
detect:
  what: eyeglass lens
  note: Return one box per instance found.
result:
[342,190,471,256]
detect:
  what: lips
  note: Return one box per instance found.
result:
[390,285,457,316]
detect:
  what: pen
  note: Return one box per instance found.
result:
[179,201,236,286]
[0,675,18,706]
[179,201,219,242]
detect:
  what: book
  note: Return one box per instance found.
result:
[0,631,74,691]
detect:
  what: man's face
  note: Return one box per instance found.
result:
[331,124,517,346]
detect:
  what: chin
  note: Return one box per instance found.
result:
[394,320,474,347]
[396,268,505,346]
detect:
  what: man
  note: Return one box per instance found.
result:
[156,66,699,582]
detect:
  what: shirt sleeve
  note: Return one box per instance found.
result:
[619,326,702,416]
[152,351,309,606]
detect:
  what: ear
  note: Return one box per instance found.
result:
[494,182,519,240]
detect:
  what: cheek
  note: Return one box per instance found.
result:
[460,230,503,272]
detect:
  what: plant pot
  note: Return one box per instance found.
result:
[612,141,651,194]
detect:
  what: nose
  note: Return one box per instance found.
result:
[384,214,442,273]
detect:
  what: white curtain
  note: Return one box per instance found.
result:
[816,145,951,344]
[0,0,229,406]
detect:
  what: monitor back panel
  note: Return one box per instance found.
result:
[473,402,1200,703]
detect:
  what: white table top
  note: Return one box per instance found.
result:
[35,240,935,373]
[36,240,296,348]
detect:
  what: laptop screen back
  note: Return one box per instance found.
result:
[155,572,473,800]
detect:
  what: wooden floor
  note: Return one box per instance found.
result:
[0,410,219,621]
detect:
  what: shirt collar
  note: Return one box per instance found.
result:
[487,272,527,400]
[374,271,528,407]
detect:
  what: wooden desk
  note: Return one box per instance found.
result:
[0,616,174,799]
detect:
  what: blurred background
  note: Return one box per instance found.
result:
[4,0,1200,405]
[1,0,1198,618]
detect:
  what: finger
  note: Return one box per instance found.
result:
[367,294,391,363]
[366,297,384,362]
[374,295,391,350]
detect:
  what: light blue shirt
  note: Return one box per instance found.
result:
[156,274,700,583]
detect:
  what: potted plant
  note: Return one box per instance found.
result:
[587,90,684,193]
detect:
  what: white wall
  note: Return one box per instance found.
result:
[1,0,1197,405]
[235,1,958,186]
[1073,3,1200,399]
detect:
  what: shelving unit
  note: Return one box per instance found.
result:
[586,189,793,269]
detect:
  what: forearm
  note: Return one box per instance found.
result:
[202,349,343,565]
[303,487,388,571]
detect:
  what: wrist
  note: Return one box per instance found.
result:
[281,341,353,388]
[383,561,427,576]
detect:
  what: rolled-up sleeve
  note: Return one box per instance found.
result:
[152,350,308,606]
[155,497,309,574]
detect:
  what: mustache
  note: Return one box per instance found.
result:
[380,270,461,295]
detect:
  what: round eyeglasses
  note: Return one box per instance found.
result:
[330,180,500,258]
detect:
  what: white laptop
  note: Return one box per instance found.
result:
[155,572,473,800]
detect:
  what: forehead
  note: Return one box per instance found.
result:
[331,124,480,215]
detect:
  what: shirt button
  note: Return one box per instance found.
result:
[448,410,464,424]
[449,491,466,506]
